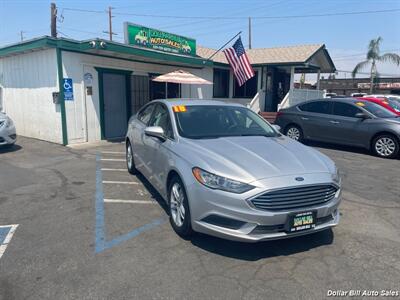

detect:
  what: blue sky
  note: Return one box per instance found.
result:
[1,0,399,79]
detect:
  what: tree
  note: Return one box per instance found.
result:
[352,37,400,93]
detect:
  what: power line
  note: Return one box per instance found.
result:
[336,70,400,76]
[111,8,400,20]
[333,49,400,60]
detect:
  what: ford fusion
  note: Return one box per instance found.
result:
[0,112,16,147]
[125,100,341,242]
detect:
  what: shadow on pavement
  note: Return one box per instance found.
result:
[304,140,371,155]
[0,144,22,154]
[134,172,169,214]
[191,229,334,261]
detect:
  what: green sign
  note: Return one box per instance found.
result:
[124,22,196,56]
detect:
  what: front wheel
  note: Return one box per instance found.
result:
[285,125,304,142]
[168,176,193,238]
[372,134,399,158]
[126,141,137,174]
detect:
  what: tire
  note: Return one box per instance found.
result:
[168,176,193,238]
[126,141,137,175]
[285,124,304,142]
[372,134,399,159]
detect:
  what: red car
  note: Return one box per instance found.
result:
[356,97,400,116]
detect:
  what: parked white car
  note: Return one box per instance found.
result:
[0,112,16,146]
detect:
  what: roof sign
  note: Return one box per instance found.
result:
[124,22,196,57]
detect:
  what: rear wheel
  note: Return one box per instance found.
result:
[372,134,399,158]
[285,125,303,142]
[168,176,193,238]
[126,141,137,174]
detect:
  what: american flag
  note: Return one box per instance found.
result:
[223,37,255,86]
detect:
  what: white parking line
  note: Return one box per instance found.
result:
[101,151,124,154]
[101,168,126,172]
[101,158,125,162]
[104,199,155,204]
[0,224,19,260]
[103,181,138,185]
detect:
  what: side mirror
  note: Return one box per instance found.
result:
[144,126,166,141]
[355,112,369,119]
[272,124,281,132]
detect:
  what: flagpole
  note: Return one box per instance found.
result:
[207,31,242,61]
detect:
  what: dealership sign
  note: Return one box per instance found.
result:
[124,22,196,56]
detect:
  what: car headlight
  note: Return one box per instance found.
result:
[192,167,254,194]
[332,167,341,185]
[5,117,13,128]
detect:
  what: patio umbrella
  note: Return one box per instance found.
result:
[152,70,213,85]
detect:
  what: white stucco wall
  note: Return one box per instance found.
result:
[0,49,62,143]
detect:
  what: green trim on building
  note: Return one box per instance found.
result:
[0,37,212,67]
[56,48,68,145]
[94,67,133,140]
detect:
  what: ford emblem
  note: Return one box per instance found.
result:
[295,177,304,181]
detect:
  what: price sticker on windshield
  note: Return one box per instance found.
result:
[355,102,365,107]
[173,105,187,112]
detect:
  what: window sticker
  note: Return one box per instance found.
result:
[355,102,365,107]
[173,105,187,112]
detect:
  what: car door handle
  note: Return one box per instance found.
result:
[301,117,309,120]
[329,120,340,124]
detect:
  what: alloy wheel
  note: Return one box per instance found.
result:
[127,144,133,169]
[286,127,300,141]
[375,137,396,157]
[170,182,186,227]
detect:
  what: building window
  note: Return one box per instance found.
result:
[149,74,180,100]
[233,71,258,98]
[213,68,230,98]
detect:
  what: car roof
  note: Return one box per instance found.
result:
[152,98,244,108]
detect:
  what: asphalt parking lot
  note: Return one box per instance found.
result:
[0,137,399,300]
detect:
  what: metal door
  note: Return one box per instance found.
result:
[103,73,127,139]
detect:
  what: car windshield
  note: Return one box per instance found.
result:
[355,101,397,118]
[174,105,278,139]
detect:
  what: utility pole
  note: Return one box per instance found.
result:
[103,6,116,41]
[50,2,57,38]
[248,17,252,49]
[20,31,25,41]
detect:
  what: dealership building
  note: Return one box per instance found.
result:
[0,23,335,145]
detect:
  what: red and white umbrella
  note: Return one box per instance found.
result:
[152,70,213,85]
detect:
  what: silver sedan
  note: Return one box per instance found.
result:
[125,100,341,242]
[0,112,16,146]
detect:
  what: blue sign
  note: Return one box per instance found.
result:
[63,78,74,101]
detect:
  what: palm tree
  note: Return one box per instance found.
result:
[352,37,400,93]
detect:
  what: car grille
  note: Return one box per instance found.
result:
[250,184,338,211]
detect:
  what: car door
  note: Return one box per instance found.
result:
[131,103,156,176]
[328,101,370,146]
[298,100,334,142]
[142,103,175,192]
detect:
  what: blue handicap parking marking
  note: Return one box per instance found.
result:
[0,226,11,245]
[94,153,166,254]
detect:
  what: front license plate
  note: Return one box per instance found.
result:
[287,211,316,233]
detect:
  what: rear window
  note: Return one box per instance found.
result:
[299,101,331,114]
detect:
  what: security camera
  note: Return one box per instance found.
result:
[99,41,107,49]
[89,41,96,48]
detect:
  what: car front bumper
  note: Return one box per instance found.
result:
[187,172,341,242]
[0,123,17,146]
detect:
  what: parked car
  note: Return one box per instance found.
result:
[275,98,400,158]
[357,97,400,116]
[125,100,341,242]
[351,92,367,97]
[0,112,16,147]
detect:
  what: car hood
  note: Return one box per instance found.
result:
[178,135,334,183]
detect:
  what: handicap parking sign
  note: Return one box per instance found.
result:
[63,78,74,101]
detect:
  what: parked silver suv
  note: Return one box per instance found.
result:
[126,100,341,242]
